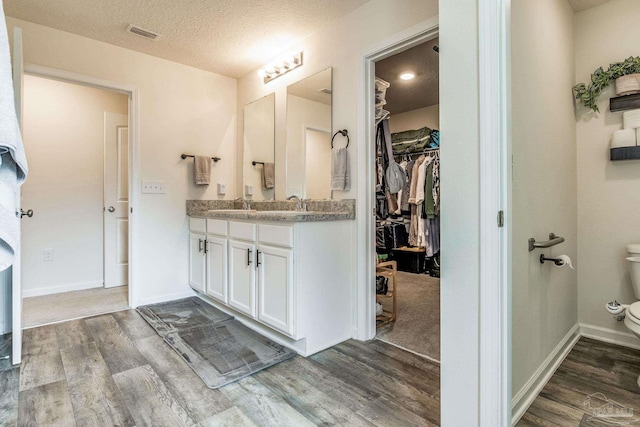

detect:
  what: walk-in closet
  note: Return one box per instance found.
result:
[374,38,440,361]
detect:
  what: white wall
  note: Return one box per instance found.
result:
[576,0,640,338]
[20,75,128,297]
[511,0,578,399]
[236,0,438,201]
[389,104,439,133]
[439,0,480,424]
[285,94,331,198]
[6,17,237,306]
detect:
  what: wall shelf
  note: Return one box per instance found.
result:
[610,146,640,161]
[610,93,640,112]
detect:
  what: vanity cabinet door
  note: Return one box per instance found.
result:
[205,236,228,304]
[257,244,294,336]
[189,232,206,293]
[228,239,257,317]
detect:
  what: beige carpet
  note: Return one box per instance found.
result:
[23,286,128,328]
[376,271,440,361]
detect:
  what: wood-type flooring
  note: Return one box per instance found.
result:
[518,337,640,426]
[1,309,441,426]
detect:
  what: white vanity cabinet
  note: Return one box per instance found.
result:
[188,215,353,356]
[189,218,229,303]
[188,218,207,293]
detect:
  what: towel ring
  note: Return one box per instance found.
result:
[331,129,349,149]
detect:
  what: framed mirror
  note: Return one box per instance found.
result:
[286,67,332,199]
[243,93,275,200]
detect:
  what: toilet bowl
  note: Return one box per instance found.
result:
[612,244,640,386]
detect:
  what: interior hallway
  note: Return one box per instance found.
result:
[22,286,128,328]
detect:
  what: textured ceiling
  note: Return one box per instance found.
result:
[375,37,439,115]
[568,0,614,12]
[3,0,370,78]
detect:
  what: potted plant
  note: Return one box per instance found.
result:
[574,56,640,112]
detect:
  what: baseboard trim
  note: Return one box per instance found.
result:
[136,290,195,308]
[511,323,581,425]
[579,322,640,350]
[23,281,103,298]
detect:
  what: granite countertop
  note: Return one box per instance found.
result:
[186,199,355,223]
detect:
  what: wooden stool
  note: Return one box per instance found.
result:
[376,260,397,328]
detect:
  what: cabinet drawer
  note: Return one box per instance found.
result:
[229,221,256,241]
[206,219,228,236]
[189,217,206,233]
[258,224,293,248]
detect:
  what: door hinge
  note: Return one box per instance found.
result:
[497,210,504,228]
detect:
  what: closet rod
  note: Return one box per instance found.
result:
[181,154,221,162]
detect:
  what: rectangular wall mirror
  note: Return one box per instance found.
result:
[243,93,275,200]
[286,67,332,199]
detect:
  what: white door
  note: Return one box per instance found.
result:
[257,245,294,335]
[104,112,128,288]
[228,239,256,317]
[304,128,331,199]
[11,27,23,365]
[189,232,206,293]
[206,236,228,303]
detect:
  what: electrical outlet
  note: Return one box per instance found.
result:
[217,183,226,195]
[43,248,53,261]
[141,181,166,194]
[245,185,253,196]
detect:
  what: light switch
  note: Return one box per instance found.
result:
[217,183,226,195]
[141,181,166,194]
[245,185,253,196]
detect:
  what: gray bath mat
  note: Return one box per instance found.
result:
[137,297,296,389]
[136,297,232,336]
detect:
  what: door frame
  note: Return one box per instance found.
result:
[23,63,140,309]
[355,6,511,425]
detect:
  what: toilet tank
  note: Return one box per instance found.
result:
[627,244,640,298]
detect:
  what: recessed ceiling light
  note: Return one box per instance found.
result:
[400,72,415,80]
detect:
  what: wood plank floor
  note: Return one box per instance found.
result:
[2,309,441,426]
[518,337,640,426]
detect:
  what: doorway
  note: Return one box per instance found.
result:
[20,74,130,327]
[373,38,440,361]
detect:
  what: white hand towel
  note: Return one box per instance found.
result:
[331,147,350,191]
[194,156,211,185]
[0,9,28,271]
[623,109,640,130]
[611,129,636,148]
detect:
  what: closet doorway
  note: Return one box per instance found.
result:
[373,37,440,362]
[20,73,131,327]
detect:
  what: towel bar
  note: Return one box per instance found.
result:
[528,233,565,252]
[252,161,265,166]
[181,154,220,162]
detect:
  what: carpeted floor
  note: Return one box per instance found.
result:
[376,271,440,361]
[23,286,128,328]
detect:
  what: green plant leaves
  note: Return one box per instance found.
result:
[573,56,640,112]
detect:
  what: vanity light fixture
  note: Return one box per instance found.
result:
[259,52,304,84]
[400,72,415,81]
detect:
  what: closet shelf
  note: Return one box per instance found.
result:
[610,93,640,112]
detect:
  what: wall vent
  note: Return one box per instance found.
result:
[126,24,161,41]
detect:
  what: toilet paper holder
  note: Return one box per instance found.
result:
[528,233,565,251]
[539,254,564,266]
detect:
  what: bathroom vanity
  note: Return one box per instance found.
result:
[187,200,355,356]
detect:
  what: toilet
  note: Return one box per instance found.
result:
[624,244,640,337]
[608,244,640,385]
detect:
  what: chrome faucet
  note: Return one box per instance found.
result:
[286,195,304,211]
[234,197,251,210]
